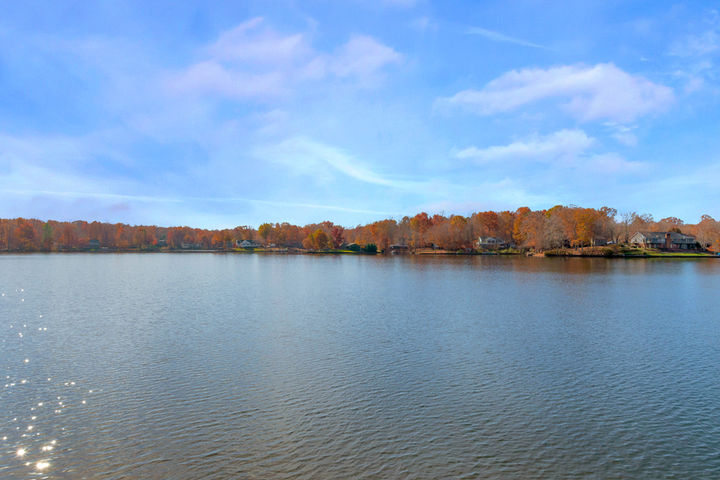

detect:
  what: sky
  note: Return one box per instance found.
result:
[1,0,719,228]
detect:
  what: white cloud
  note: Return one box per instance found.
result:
[456,129,594,164]
[167,20,402,100]
[466,26,545,49]
[329,35,402,79]
[438,63,674,123]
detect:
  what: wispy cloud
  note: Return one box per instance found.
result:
[604,123,638,147]
[455,129,646,174]
[255,136,424,190]
[668,9,720,93]
[456,129,594,164]
[465,26,545,49]
[208,17,313,65]
[437,63,674,123]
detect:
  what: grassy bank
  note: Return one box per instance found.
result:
[544,246,717,258]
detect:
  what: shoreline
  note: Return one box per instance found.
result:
[1,249,717,258]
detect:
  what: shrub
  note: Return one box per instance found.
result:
[361,243,378,253]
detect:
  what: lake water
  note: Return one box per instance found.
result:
[1,254,720,479]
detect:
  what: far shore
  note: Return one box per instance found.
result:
[1,246,718,258]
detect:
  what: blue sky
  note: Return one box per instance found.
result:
[1,0,719,228]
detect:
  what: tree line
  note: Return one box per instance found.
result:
[2,206,720,252]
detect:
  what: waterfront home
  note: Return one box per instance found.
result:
[236,239,262,248]
[476,236,508,249]
[629,231,698,250]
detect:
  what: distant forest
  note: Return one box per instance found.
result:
[2,206,720,252]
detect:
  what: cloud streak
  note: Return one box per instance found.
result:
[256,136,425,190]
[466,26,545,49]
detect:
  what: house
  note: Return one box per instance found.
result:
[629,231,698,250]
[87,239,101,250]
[345,243,361,251]
[476,236,508,249]
[236,239,262,248]
[389,244,409,254]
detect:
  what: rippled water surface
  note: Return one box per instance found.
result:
[2,254,720,479]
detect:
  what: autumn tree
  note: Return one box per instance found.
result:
[409,213,431,248]
[369,219,397,251]
[15,219,36,251]
[303,229,332,250]
[258,223,273,245]
[657,216,684,232]
[696,215,720,251]
[60,224,79,250]
[330,225,345,248]
[471,211,499,238]
[513,207,532,245]
[598,207,618,243]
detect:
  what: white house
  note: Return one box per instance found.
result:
[476,237,508,249]
[236,239,262,248]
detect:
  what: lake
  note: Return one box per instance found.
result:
[2,254,720,479]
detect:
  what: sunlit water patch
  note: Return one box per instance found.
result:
[1,287,98,478]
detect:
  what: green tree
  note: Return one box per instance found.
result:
[41,222,53,251]
[361,243,378,253]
